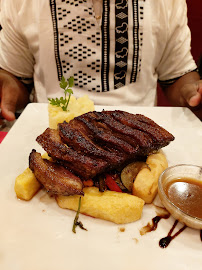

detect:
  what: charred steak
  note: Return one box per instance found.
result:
[29,110,174,195]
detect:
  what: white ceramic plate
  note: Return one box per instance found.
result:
[0,103,202,270]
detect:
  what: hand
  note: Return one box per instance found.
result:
[163,72,202,121]
[0,69,30,121]
[179,80,202,106]
[179,80,202,120]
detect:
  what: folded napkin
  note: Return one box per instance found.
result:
[0,132,7,143]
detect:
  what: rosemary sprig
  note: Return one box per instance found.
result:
[72,196,87,233]
[48,76,74,111]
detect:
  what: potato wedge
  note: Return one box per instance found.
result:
[14,168,41,201]
[56,187,145,224]
[132,150,168,203]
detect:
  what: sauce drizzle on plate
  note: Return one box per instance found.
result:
[140,206,170,236]
[159,220,187,248]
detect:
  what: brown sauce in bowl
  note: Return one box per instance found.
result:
[165,177,202,219]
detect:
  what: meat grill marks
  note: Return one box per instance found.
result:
[73,111,174,155]
[77,112,152,155]
[33,110,174,196]
[103,111,175,148]
[36,128,108,179]
[58,122,126,166]
[29,150,84,196]
[70,117,138,155]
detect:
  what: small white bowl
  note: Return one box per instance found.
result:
[158,164,202,230]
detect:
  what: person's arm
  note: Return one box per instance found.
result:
[156,1,202,119]
[0,0,35,121]
[0,69,30,121]
[161,71,202,120]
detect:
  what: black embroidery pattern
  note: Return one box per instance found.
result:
[50,0,63,81]
[101,0,110,92]
[73,70,96,88]
[65,17,96,34]
[50,0,101,89]
[64,44,96,62]
[87,32,101,47]
[130,0,139,83]
[114,0,129,89]
[50,0,141,91]
[137,0,145,74]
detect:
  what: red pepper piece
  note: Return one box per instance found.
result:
[105,174,122,192]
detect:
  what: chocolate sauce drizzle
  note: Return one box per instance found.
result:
[159,220,187,248]
[140,213,170,235]
[140,206,201,248]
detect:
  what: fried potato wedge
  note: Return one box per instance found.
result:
[132,150,168,203]
[14,167,41,201]
[56,187,145,224]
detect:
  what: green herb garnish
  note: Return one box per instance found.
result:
[48,76,74,111]
[72,197,87,234]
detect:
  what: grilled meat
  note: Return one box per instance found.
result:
[77,111,152,155]
[70,117,138,155]
[58,122,126,165]
[108,111,174,148]
[29,150,84,196]
[32,110,174,196]
[36,128,108,179]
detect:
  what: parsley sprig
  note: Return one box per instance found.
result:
[48,76,74,111]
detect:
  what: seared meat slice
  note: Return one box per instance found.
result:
[83,115,146,153]
[79,111,152,155]
[72,115,140,151]
[108,111,175,148]
[29,150,84,196]
[36,128,108,179]
[73,116,138,156]
[58,121,125,166]
[34,110,174,184]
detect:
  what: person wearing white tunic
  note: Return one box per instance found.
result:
[0,0,201,120]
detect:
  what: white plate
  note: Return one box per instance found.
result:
[0,103,202,270]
